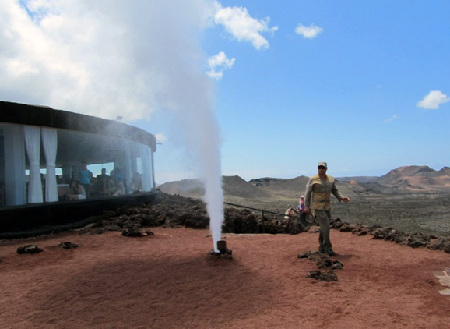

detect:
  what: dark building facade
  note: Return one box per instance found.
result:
[0,101,156,208]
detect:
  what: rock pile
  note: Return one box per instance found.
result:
[77,192,450,253]
[17,245,43,254]
[331,218,450,253]
[79,193,292,236]
[121,228,154,237]
[298,251,344,281]
[79,193,209,236]
[306,270,338,281]
[57,242,79,249]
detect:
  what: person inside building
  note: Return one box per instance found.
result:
[96,168,112,196]
[111,166,124,185]
[67,180,86,200]
[113,181,126,196]
[79,161,93,198]
[132,171,142,192]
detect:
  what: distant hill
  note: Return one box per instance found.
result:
[222,175,271,198]
[158,179,204,197]
[377,165,450,191]
[249,176,310,189]
[158,165,450,200]
[336,176,379,183]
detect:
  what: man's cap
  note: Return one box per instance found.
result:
[318,161,328,168]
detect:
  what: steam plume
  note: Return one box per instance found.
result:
[0,0,224,251]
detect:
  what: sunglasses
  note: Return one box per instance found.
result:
[318,166,326,169]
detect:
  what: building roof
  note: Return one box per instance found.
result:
[0,101,156,152]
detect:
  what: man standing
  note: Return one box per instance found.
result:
[79,161,92,198]
[97,168,112,196]
[304,161,350,256]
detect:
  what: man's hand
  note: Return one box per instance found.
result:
[342,197,350,203]
[304,206,310,214]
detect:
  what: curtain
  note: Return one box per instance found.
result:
[140,145,151,192]
[24,126,43,203]
[3,125,26,206]
[42,128,58,202]
[149,149,155,190]
[124,145,132,194]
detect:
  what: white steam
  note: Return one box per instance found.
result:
[0,0,224,251]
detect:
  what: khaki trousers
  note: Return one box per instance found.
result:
[314,210,332,252]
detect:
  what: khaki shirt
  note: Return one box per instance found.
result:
[304,174,343,210]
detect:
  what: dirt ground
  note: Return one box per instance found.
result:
[1,227,449,329]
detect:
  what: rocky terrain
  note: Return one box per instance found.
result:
[79,191,449,253]
[9,165,448,250]
[3,166,448,329]
[159,165,450,238]
[71,165,450,253]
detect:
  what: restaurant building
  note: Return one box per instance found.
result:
[0,101,156,208]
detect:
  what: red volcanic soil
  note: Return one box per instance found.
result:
[0,227,449,329]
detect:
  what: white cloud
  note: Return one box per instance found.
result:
[214,5,278,50]
[295,23,323,38]
[207,51,235,80]
[417,90,450,109]
[1,0,226,246]
[0,0,216,121]
[384,114,399,123]
[0,0,276,121]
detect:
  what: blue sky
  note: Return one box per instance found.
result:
[1,0,449,184]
